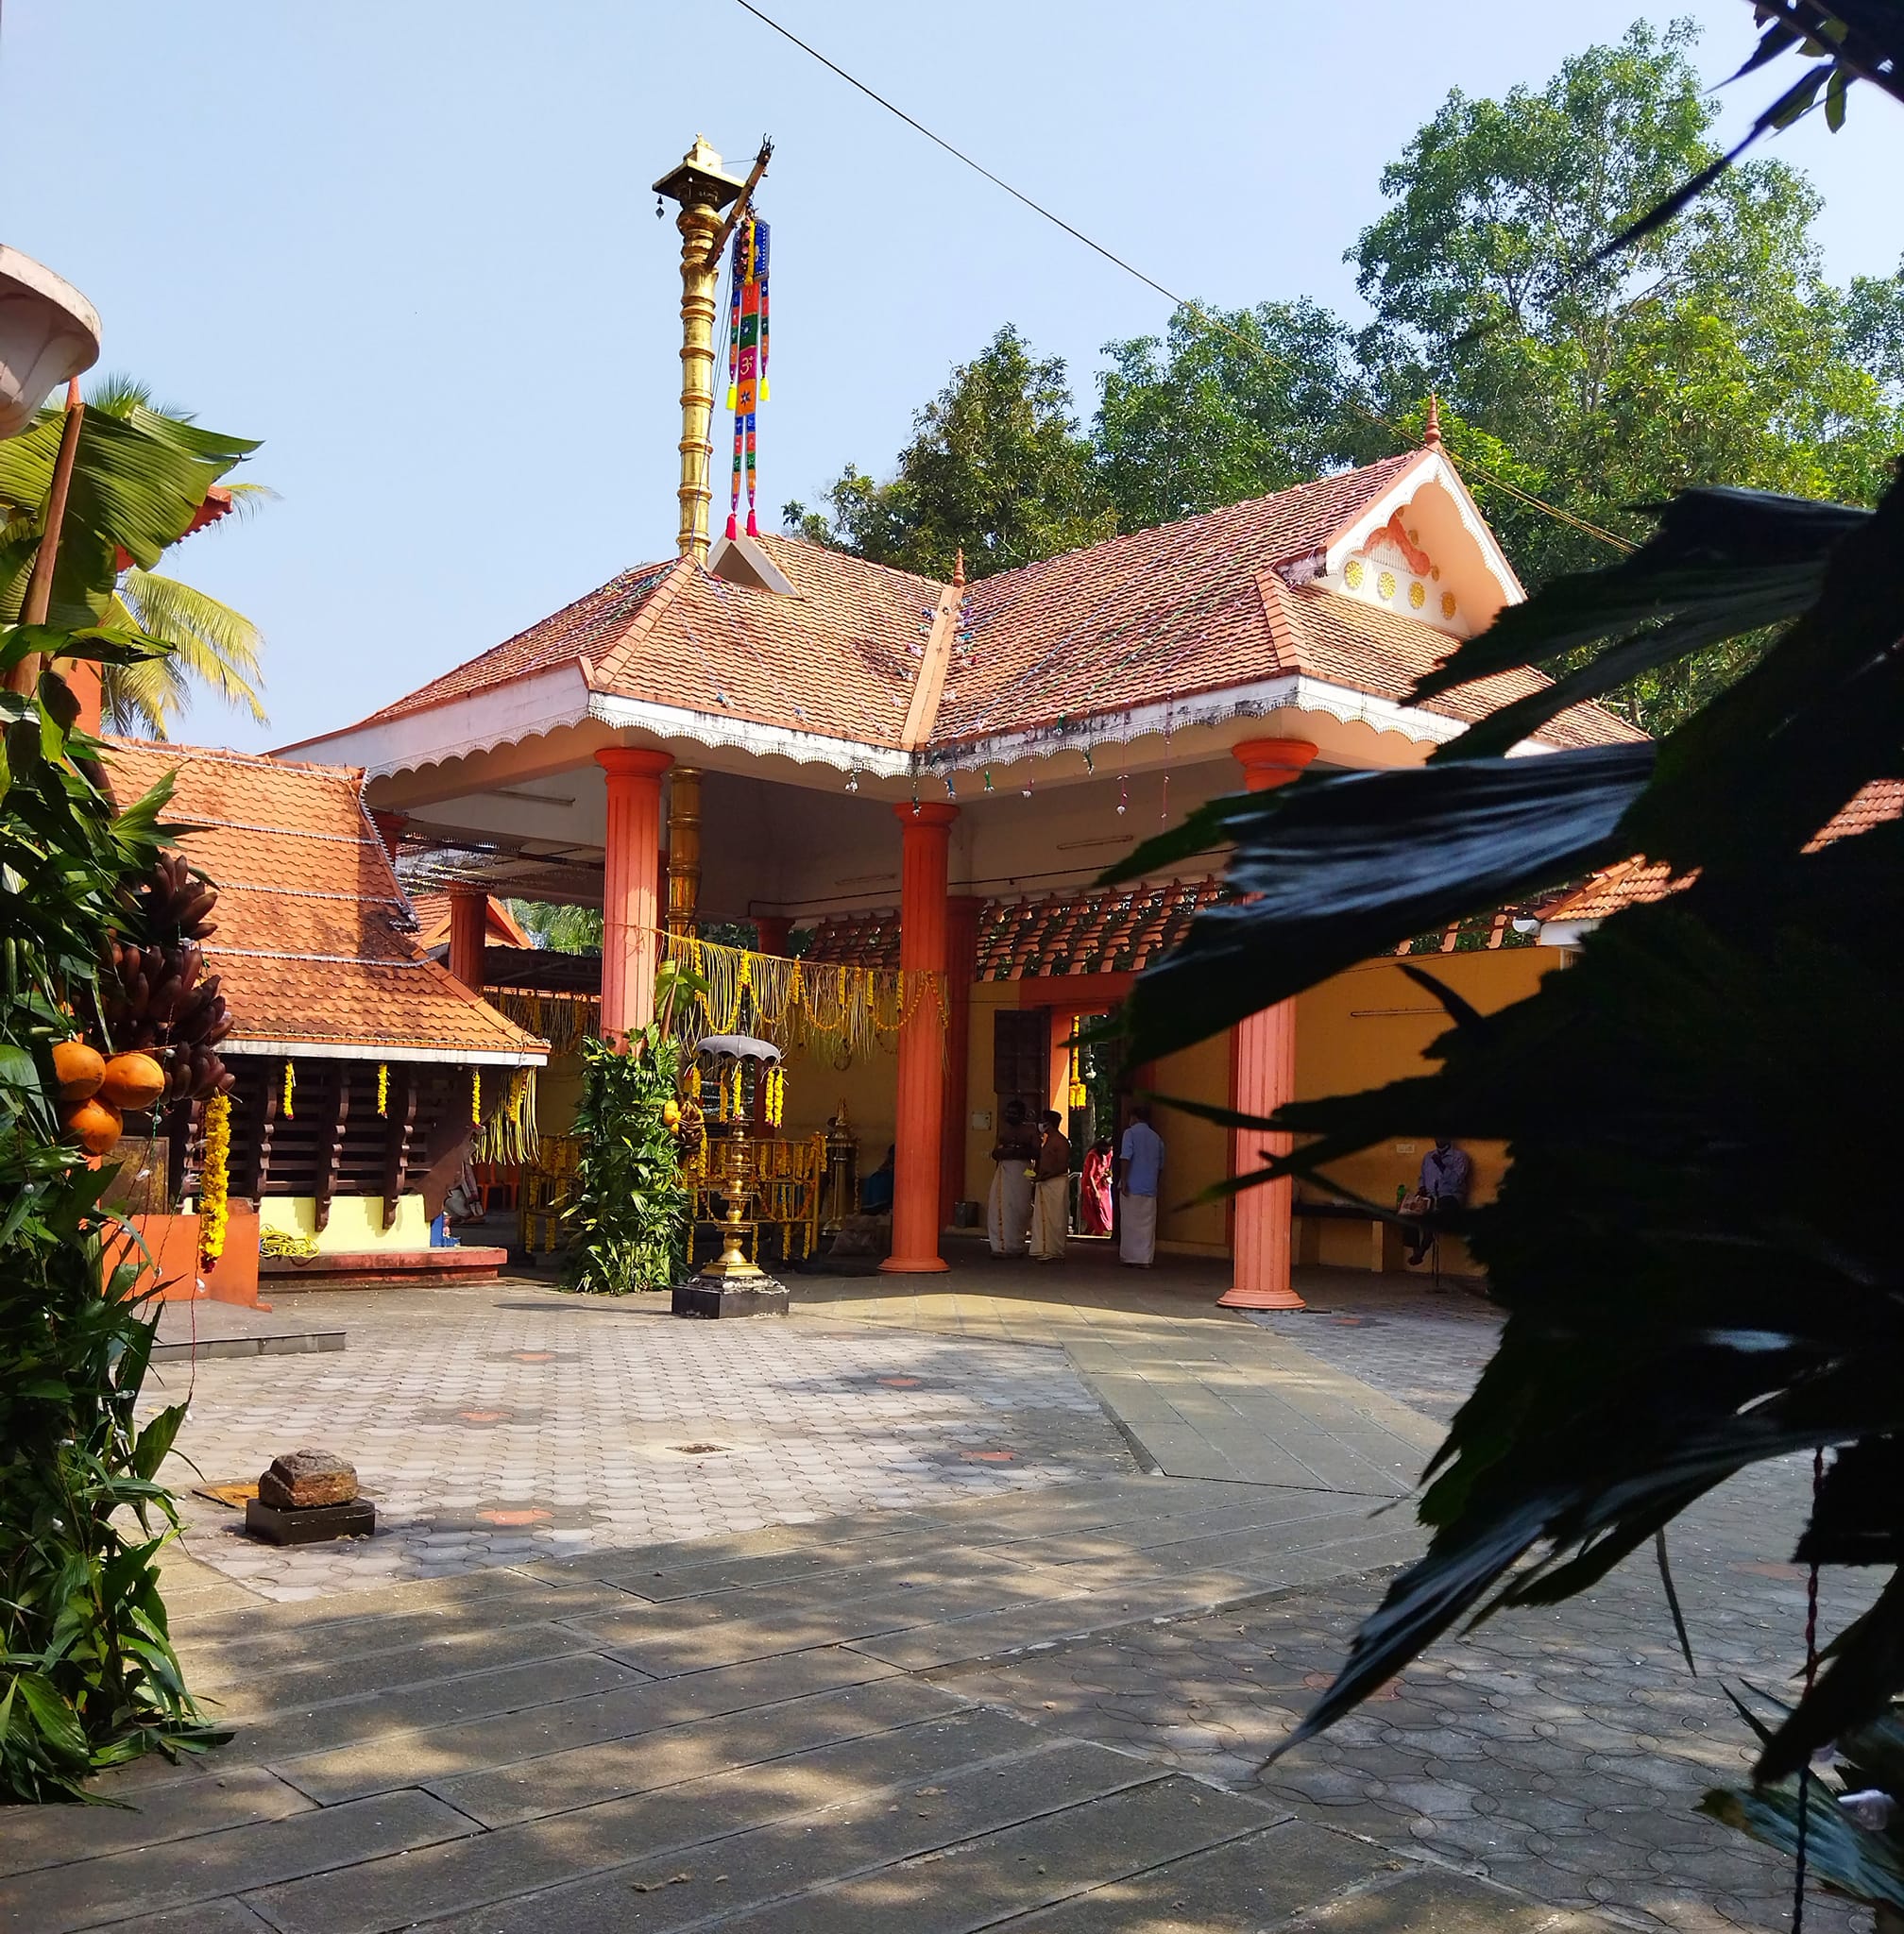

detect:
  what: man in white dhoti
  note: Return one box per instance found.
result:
[1029,1111,1071,1263]
[985,1099,1038,1256]
[1117,1105,1164,1267]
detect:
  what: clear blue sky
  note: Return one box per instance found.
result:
[1,1,1895,754]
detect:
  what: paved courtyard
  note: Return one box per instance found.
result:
[144,1285,1135,1600]
[8,1256,1864,1934]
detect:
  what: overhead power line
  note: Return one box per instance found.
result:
[730,0,1635,553]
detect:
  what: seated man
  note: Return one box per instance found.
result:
[1405,1136,1471,1265]
[858,1144,896,1215]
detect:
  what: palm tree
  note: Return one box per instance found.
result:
[86,379,271,737]
[0,375,269,738]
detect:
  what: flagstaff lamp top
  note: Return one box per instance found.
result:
[653,135,748,210]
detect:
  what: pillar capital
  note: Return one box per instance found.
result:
[891,800,960,830]
[1232,738,1318,791]
[596,745,676,781]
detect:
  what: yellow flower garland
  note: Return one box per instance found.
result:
[197,1094,231,1266]
[281,1059,296,1119]
[377,1062,389,1115]
[471,1067,482,1125]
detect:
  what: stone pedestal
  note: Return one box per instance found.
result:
[672,1278,790,1318]
[244,1449,376,1544]
[245,1496,376,1545]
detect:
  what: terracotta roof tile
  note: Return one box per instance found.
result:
[1536,779,1903,924]
[102,740,547,1060]
[327,454,1638,757]
[364,561,678,724]
[934,456,1421,742]
[1271,584,1646,749]
[801,877,1225,979]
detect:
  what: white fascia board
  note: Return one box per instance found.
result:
[1536,919,1595,948]
[585,692,913,777]
[922,673,1471,772]
[273,665,595,779]
[222,1040,548,1066]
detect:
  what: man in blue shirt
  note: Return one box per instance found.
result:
[1406,1137,1471,1264]
[1117,1105,1165,1267]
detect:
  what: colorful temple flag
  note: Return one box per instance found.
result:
[723,214,770,541]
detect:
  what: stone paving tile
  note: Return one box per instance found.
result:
[143,1283,1134,1600]
[949,1272,1875,1934]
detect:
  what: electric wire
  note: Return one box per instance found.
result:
[731,0,1636,553]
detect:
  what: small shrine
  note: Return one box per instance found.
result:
[98,739,547,1302]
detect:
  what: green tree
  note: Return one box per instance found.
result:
[1093,301,1370,531]
[507,900,604,954]
[1350,20,1904,586]
[0,378,268,738]
[784,325,1114,580]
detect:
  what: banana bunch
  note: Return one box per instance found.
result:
[100,853,236,1102]
[140,850,218,942]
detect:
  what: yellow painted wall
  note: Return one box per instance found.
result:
[1293,946,1562,1271]
[1152,1030,1232,1256]
[777,1035,898,1179]
[260,1194,433,1252]
[534,1054,586,1139]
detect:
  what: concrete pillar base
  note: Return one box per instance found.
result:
[878,1255,952,1275]
[1217,1282,1307,1311]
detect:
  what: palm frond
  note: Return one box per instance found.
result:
[118,572,267,724]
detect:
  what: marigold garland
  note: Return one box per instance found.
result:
[197,1093,231,1266]
[281,1058,296,1119]
[377,1062,389,1115]
[471,1067,482,1125]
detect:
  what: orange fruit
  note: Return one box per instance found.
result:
[98,1051,165,1112]
[62,1096,124,1156]
[51,1039,105,1101]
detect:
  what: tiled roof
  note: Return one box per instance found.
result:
[1536,778,1903,924]
[364,562,677,723]
[101,740,547,1061]
[935,457,1419,742]
[1266,585,1643,750]
[333,453,1640,757]
[800,878,1226,980]
[407,892,531,951]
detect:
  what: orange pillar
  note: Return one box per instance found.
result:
[369,810,406,863]
[597,746,673,1042]
[1219,738,1318,1312]
[447,886,488,992]
[881,802,958,1274]
[939,895,984,1231]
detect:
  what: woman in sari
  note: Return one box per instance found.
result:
[1080,1137,1114,1238]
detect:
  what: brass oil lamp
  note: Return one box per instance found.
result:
[672,1032,790,1317]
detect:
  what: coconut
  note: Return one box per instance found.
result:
[51,1039,105,1101]
[61,1096,124,1156]
[98,1051,166,1112]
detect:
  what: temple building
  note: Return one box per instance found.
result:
[279,136,1642,1307]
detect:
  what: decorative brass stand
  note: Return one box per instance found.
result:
[673,1035,790,1318]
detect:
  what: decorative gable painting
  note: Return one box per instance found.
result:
[1337,508,1464,634]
